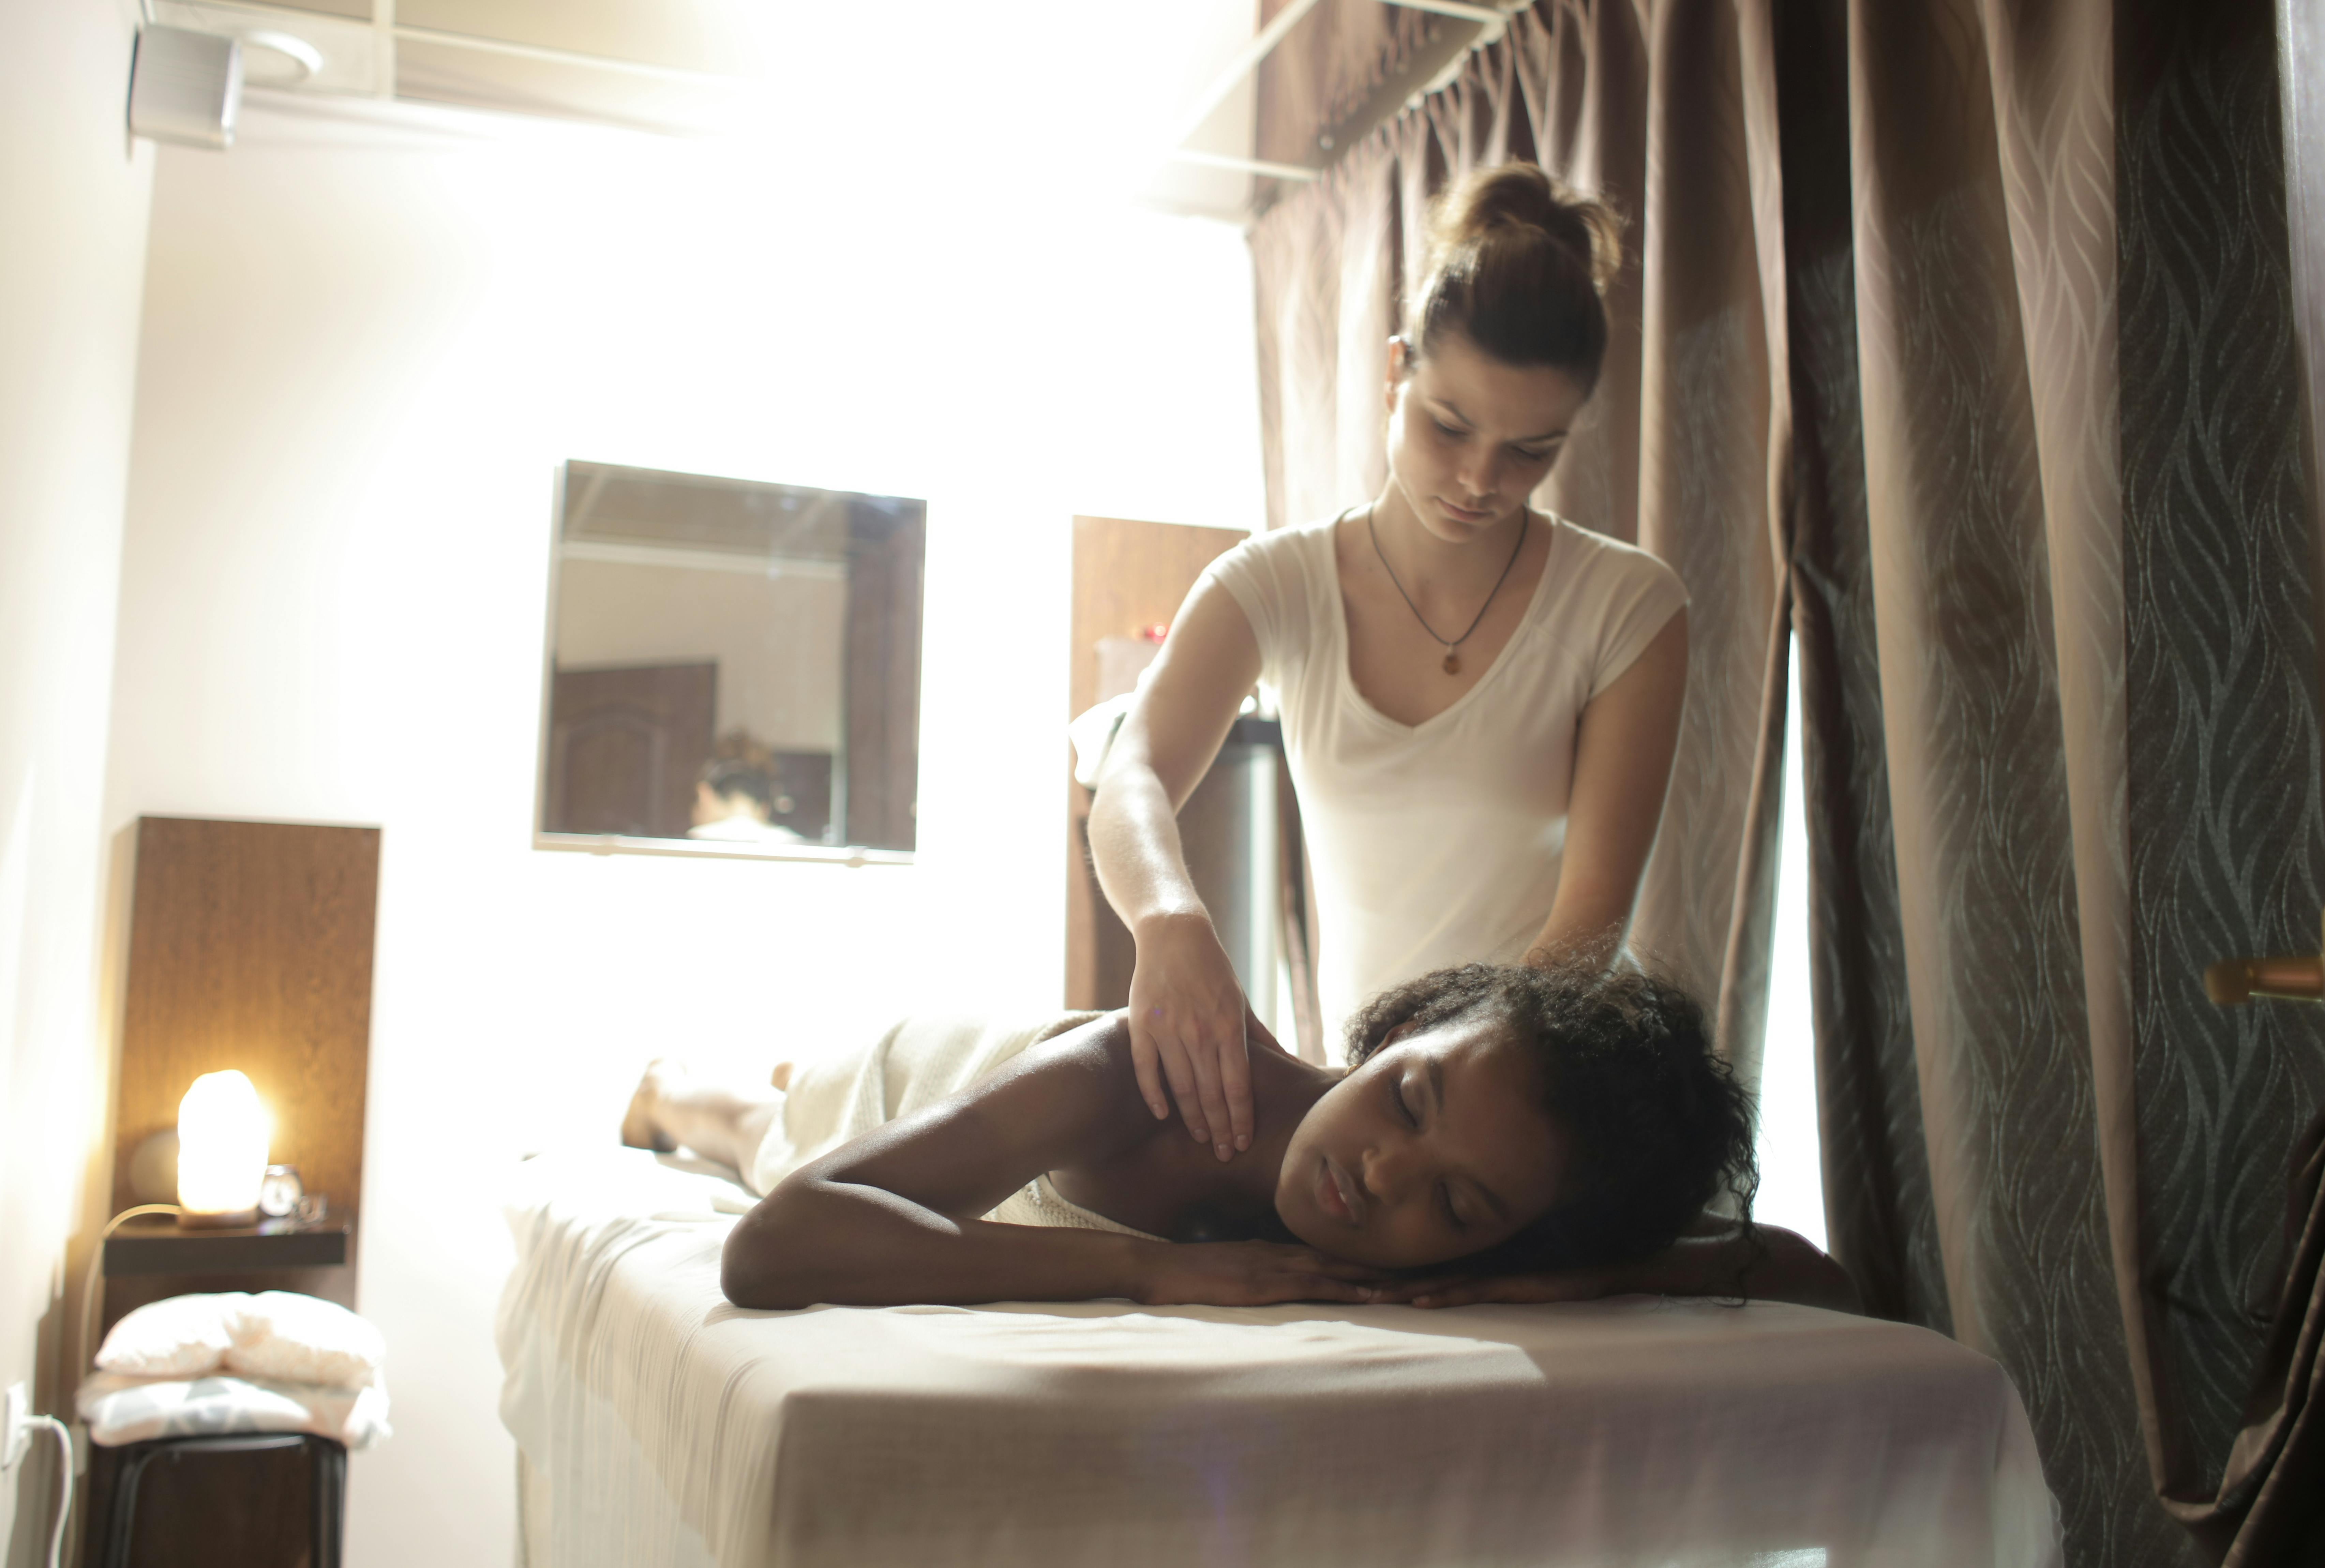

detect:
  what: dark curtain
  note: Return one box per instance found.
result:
[1247,1,2325,1564]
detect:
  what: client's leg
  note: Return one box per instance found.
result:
[620,1062,783,1175]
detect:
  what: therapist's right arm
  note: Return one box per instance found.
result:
[1088,575,1266,1162]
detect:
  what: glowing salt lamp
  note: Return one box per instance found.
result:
[176,1070,270,1228]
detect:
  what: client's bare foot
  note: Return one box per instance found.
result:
[770,1061,793,1091]
[620,1060,682,1153]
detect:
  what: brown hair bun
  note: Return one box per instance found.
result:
[1410,162,1625,390]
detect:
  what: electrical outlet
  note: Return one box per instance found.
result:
[1,1382,27,1469]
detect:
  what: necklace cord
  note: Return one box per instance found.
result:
[1366,504,1529,653]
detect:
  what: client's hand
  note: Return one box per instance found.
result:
[1369,1267,1620,1310]
[1127,911,1278,1161]
[1135,1240,1388,1308]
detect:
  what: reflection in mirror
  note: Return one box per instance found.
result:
[537,461,924,856]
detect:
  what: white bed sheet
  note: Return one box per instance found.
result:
[498,1148,2060,1568]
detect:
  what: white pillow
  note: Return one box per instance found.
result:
[225,1292,385,1390]
[94,1293,245,1379]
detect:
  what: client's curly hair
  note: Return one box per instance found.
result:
[1344,959,1757,1273]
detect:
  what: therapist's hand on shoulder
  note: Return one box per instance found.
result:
[1127,910,1282,1160]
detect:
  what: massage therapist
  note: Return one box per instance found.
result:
[1090,163,1689,1162]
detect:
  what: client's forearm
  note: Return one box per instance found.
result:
[721,1180,1152,1309]
[1613,1223,1862,1313]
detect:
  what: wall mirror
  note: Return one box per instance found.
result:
[536,461,924,859]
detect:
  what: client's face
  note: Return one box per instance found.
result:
[1275,1012,1569,1269]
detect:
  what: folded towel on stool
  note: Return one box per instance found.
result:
[78,1370,390,1450]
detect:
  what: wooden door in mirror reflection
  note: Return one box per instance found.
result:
[545,661,716,839]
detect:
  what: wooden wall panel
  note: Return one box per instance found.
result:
[1065,516,1248,1009]
[88,818,379,1561]
[110,818,379,1247]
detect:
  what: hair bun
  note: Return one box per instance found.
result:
[1429,163,1623,295]
[1406,162,1625,387]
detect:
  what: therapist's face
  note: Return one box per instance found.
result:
[1275,1011,1569,1269]
[1383,330,1590,546]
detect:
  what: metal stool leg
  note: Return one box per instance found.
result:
[99,1433,347,1567]
[307,1436,347,1568]
[101,1443,165,1568]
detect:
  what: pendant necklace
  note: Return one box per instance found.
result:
[1366,503,1529,676]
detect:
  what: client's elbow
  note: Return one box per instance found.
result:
[720,1198,812,1310]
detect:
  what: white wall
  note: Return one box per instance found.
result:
[0,0,153,1560]
[104,93,1262,1567]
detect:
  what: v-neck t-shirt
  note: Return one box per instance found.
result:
[1202,512,1688,1051]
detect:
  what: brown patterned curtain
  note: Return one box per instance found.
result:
[1248,2,2325,1565]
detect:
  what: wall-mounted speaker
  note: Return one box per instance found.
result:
[129,26,243,150]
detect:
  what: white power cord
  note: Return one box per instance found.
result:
[78,1204,181,1400]
[3,1403,73,1568]
[73,1203,181,1483]
[0,1204,183,1567]
[27,1416,70,1568]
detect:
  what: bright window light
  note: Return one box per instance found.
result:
[1755,644,1826,1250]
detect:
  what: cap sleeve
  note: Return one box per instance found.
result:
[1587,547,1690,700]
[1198,526,1318,692]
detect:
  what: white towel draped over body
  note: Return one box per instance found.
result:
[746,1011,1158,1239]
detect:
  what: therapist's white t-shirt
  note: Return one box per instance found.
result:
[1203,512,1688,1052]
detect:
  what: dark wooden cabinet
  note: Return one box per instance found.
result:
[90,817,380,1567]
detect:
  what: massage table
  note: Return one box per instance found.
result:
[497,1147,2060,1568]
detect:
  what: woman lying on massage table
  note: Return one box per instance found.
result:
[622,960,1858,1313]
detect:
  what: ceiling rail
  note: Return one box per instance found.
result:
[1166,147,1321,181]
[389,22,739,85]
[1385,0,1517,22]
[1168,0,1328,150]
[1169,0,1525,184]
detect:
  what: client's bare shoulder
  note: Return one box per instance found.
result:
[790,1010,1171,1221]
[982,1010,1173,1149]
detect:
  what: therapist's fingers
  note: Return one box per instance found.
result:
[1181,1020,1236,1160]
[1154,1025,1210,1144]
[1129,1025,1171,1122]
[1218,1023,1255,1154]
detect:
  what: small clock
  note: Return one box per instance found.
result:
[257,1164,305,1220]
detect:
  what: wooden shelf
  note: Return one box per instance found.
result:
[105,1217,350,1277]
